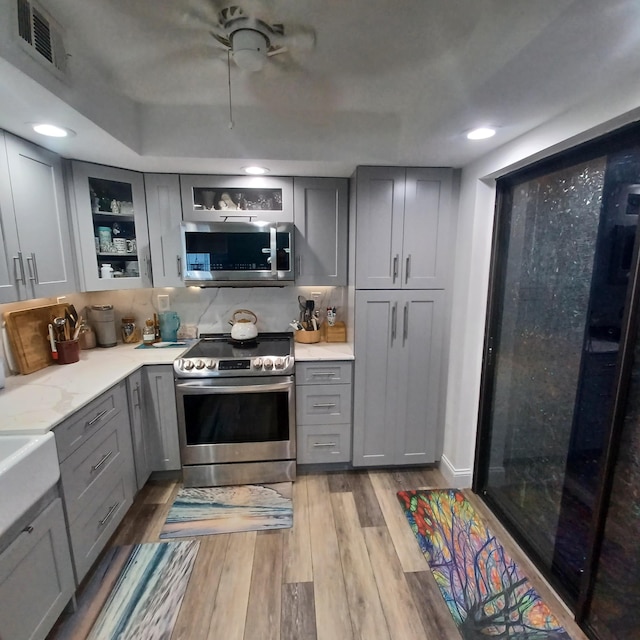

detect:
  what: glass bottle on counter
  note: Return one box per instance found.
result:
[143,318,156,344]
[121,317,140,343]
[78,322,97,349]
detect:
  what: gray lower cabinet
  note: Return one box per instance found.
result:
[143,365,181,471]
[293,177,348,286]
[352,290,445,466]
[0,497,74,640]
[0,131,77,303]
[296,361,352,464]
[55,380,136,583]
[127,369,152,490]
[145,173,184,288]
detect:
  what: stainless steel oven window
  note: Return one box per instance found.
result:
[175,376,296,464]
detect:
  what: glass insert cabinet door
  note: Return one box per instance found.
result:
[70,162,152,291]
[179,175,294,223]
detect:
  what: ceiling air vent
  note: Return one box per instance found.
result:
[15,0,67,75]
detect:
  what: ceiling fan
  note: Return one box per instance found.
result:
[181,3,316,73]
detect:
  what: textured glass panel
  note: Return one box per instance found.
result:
[587,320,640,638]
[486,158,606,574]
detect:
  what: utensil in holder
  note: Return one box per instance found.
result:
[56,339,80,364]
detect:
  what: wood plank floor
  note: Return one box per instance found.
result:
[57,467,590,640]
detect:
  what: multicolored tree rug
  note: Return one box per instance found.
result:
[160,483,293,538]
[397,489,571,639]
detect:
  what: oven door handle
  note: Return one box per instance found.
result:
[176,381,293,394]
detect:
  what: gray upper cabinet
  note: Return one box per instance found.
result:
[0,131,76,303]
[180,175,294,223]
[354,166,453,290]
[69,161,152,291]
[352,289,445,466]
[294,177,348,286]
[145,173,183,288]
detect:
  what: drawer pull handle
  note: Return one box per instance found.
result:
[311,372,336,377]
[313,442,337,448]
[22,525,34,534]
[86,409,109,427]
[91,450,114,473]
[312,403,336,408]
[99,502,119,527]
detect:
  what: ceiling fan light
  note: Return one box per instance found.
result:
[232,29,268,72]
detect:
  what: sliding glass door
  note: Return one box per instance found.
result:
[475,124,640,632]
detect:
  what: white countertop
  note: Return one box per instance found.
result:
[0,340,354,436]
[294,341,354,361]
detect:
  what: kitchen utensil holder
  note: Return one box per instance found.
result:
[57,339,80,364]
[294,329,321,344]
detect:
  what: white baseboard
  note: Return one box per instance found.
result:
[439,454,473,488]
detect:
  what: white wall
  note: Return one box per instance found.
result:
[441,80,640,487]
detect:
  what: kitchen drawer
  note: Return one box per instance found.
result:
[60,413,133,524]
[55,382,127,461]
[297,424,351,464]
[68,472,132,583]
[296,384,352,425]
[296,361,352,385]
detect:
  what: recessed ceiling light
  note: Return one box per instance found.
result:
[32,123,75,138]
[243,165,269,175]
[467,127,496,140]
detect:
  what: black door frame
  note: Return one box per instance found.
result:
[472,120,640,631]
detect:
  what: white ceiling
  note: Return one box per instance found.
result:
[1,0,640,176]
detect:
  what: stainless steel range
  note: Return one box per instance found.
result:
[174,333,295,487]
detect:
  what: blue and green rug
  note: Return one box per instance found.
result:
[397,489,571,639]
[160,483,293,538]
[53,540,198,640]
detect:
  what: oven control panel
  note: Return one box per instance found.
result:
[174,354,294,377]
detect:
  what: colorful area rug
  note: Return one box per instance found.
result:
[160,482,293,538]
[397,489,571,639]
[53,540,198,640]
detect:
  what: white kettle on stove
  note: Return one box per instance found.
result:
[229,309,258,342]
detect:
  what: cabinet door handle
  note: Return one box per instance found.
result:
[133,383,141,409]
[312,402,336,408]
[22,525,34,534]
[99,502,119,527]
[177,255,182,278]
[145,255,152,279]
[297,255,302,276]
[403,303,409,345]
[392,254,399,283]
[313,442,337,448]
[391,302,398,344]
[13,253,26,285]
[86,409,108,427]
[405,254,411,284]
[91,450,114,473]
[26,253,39,283]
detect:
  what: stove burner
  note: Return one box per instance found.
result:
[174,332,294,378]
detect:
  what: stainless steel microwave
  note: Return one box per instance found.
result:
[180,221,294,286]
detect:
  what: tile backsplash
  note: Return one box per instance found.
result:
[1,286,345,375]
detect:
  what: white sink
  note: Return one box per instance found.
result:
[0,432,59,538]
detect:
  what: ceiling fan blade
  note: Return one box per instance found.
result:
[271,26,316,52]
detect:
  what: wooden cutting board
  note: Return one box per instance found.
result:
[4,302,71,374]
